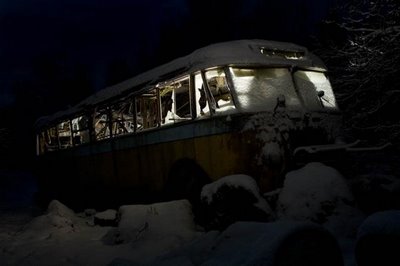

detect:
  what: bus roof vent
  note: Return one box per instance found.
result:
[260,47,305,60]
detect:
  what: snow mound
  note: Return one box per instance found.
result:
[47,199,75,218]
[18,200,79,241]
[277,162,354,223]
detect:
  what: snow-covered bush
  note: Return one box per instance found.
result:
[200,174,274,230]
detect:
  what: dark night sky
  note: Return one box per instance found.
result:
[0,0,341,111]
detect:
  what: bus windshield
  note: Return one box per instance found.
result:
[229,67,338,112]
[293,70,337,110]
[229,67,301,112]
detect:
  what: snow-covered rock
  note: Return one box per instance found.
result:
[102,199,203,262]
[200,174,274,230]
[118,199,198,242]
[17,200,78,241]
[94,209,117,226]
[277,162,354,222]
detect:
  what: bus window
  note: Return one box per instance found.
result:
[159,76,191,124]
[111,98,135,136]
[94,107,111,140]
[174,77,191,119]
[229,67,300,112]
[294,70,338,110]
[57,120,72,149]
[46,127,58,151]
[204,68,235,113]
[72,115,90,145]
[38,131,46,154]
[194,73,210,117]
[136,88,160,130]
[160,86,174,125]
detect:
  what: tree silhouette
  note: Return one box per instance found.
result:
[314,0,400,144]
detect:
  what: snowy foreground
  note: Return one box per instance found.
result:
[1,162,399,266]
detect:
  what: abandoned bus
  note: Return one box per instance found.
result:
[35,39,342,208]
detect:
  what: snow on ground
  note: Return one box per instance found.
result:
[153,221,343,266]
[1,199,202,266]
[1,163,399,266]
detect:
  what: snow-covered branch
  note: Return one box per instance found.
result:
[314,0,400,144]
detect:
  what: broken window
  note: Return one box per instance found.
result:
[174,78,191,119]
[38,131,47,154]
[111,98,135,136]
[38,128,56,153]
[135,88,160,131]
[194,72,210,117]
[204,68,235,113]
[159,76,192,125]
[57,120,73,149]
[45,126,58,151]
[94,107,111,140]
[160,86,174,125]
[71,114,90,145]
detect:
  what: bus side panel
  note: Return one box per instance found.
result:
[113,148,142,187]
[74,154,95,194]
[115,137,196,189]
[113,137,196,201]
[90,151,116,188]
[193,132,252,181]
[36,121,277,207]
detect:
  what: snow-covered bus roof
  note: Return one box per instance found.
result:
[36,39,327,129]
